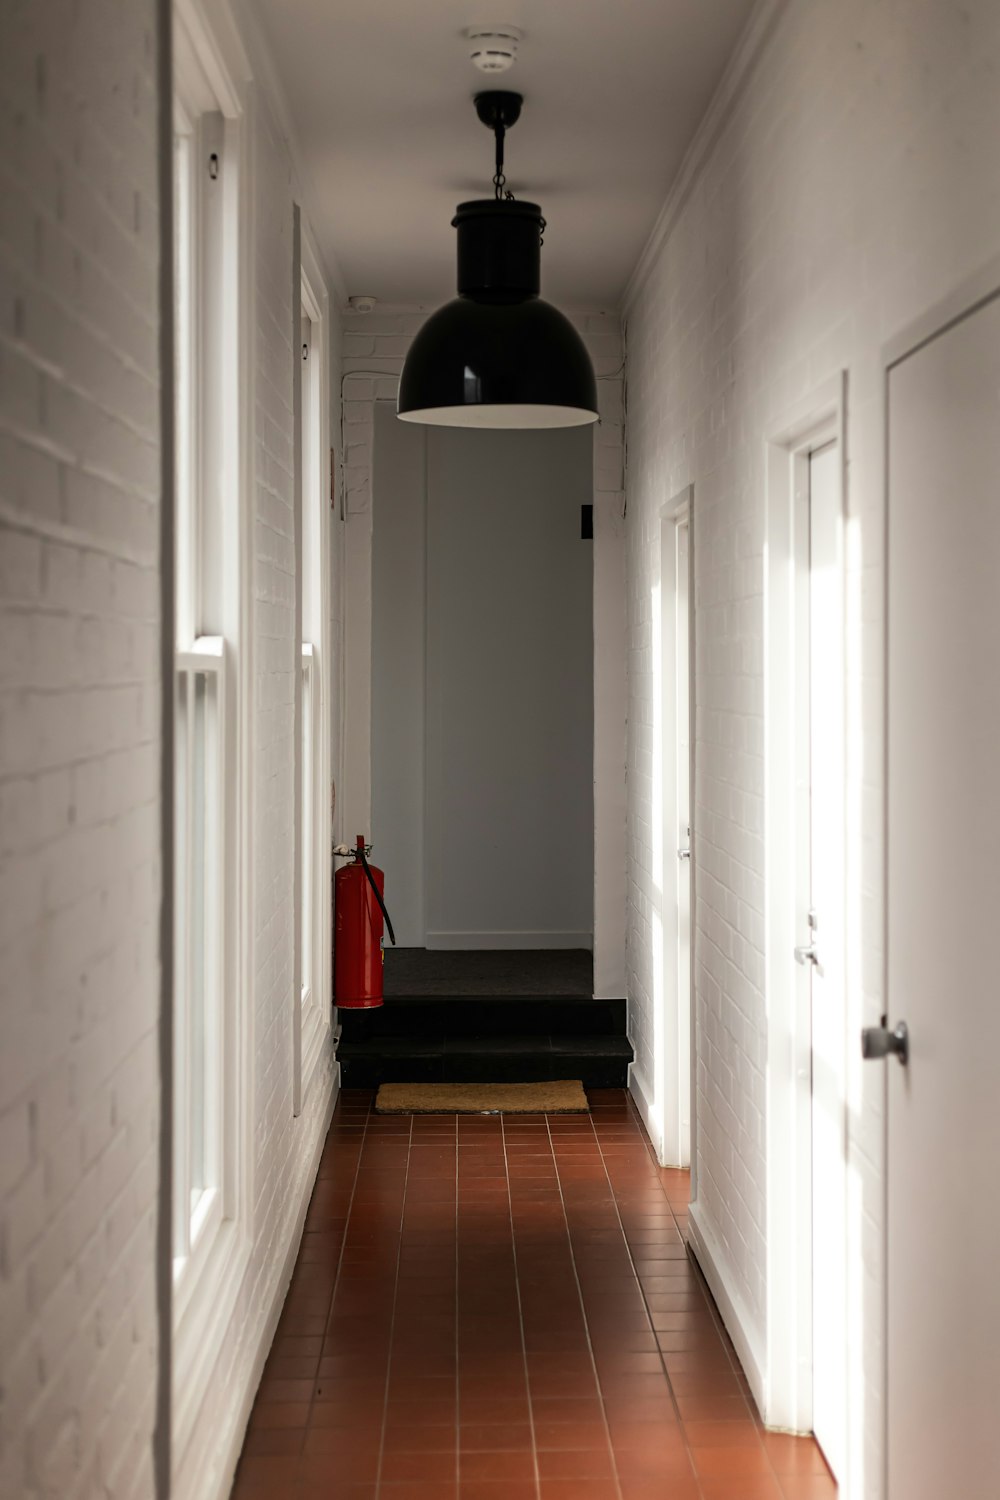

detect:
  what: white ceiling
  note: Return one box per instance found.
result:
[251,0,756,308]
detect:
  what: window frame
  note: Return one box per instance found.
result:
[295,258,332,1110]
[170,0,253,1472]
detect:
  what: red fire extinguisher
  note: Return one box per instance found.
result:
[333,835,395,1009]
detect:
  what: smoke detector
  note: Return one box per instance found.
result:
[466,26,521,74]
[348,295,377,314]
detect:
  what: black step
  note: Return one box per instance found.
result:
[337,1033,633,1090]
[338,995,626,1041]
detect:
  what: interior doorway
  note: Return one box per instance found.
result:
[370,405,595,955]
[797,440,847,1480]
[653,487,693,1168]
[764,379,847,1455]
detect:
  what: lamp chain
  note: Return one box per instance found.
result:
[490,112,543,244]
[493,121,511,200]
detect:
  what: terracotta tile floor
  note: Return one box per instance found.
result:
[231,1089,836,1500]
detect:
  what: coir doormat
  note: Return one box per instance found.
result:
[374,1081,589,1114]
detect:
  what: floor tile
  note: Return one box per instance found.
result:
[229,1090,833,1500]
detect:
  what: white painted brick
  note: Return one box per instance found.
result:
[0,0,161,1494]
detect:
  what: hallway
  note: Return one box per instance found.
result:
[232,1092,834,1500]
[5,2,1000,1497]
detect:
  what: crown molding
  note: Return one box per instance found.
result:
[237,0,348,307]
[622,0,792,313]
[174,0,251,119]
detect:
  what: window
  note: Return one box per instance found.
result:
[297,272,331,1100]
[173,98,227,1278]
[172,71,242,1315]
[170,0,250,1477]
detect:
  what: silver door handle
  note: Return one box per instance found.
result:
[794,944,817,966]
[861,1021,909,1065]
[677,848,691,860]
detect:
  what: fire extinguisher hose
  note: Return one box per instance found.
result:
[358,847,396,947]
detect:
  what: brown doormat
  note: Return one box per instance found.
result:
[375,1081,589,1114]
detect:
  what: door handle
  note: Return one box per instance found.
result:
[861,1021,909,1065]
[677,848,691,861]
[794,944,817,966]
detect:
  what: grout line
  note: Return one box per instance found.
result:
[544,1109,625,1500]
[606,1094,817,1498]
[500,1111,543,1500]
[588,1103,707,1497]
[304,1091,373,1434]
[373,1108,413,1499]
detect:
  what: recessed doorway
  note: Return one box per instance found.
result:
[764,379,847,1471]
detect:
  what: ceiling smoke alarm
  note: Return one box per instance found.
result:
[466,27,521,74]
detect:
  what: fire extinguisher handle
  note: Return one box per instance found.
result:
[358,847,396,947]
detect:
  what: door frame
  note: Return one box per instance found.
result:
[763,373,846,1432]
[880,250,1000,1500]
[651,485,695,1171]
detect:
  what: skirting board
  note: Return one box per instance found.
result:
[425,931,593,951]
[209,1066,339,1500]
[628,1062,664,1164]
[687,1199,767,1419]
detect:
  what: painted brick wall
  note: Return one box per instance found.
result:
[339,304,628,997]
[623,1,1000,1493]
[0,2,162,1497]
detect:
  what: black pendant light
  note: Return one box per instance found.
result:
[398,92,598,429]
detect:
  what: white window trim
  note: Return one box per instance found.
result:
[296,250,333,1110]
[759,372,847,1431]
[171,0,253,1476]
[173,635,226,1301]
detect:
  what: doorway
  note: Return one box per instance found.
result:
[370,405,595,953]
[797,440,847,1480]
[883,277,1000,1500]
[653,488,693,1168]
[764,378,847,1457]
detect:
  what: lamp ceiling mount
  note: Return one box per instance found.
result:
[474,90,523,132]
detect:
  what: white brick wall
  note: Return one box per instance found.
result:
[339,303,628,997]
[623,1,1000,1493]
[0,2,162,1497]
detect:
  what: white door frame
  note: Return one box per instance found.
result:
[650,485,695,1169]
[763,373,846,1432]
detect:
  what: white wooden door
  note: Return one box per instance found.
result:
[885,291,1000,1499]
[656,500,692,1168]
[805,441,847,1481]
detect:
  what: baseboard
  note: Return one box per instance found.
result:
[628,1062,663,1162]
[687,1199,767,1418]
[425,930,593,951]
[206,1070,338,1500]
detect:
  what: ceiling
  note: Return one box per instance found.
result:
[251,0,756,308]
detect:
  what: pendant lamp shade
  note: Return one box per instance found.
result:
[398,197,598,429]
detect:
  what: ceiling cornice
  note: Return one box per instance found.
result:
[622,0,792,314]
[239,0,349,307]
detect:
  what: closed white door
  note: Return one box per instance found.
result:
[803,441,847,1481]
[656,500,692,1168]
[884,291,1000,1499]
